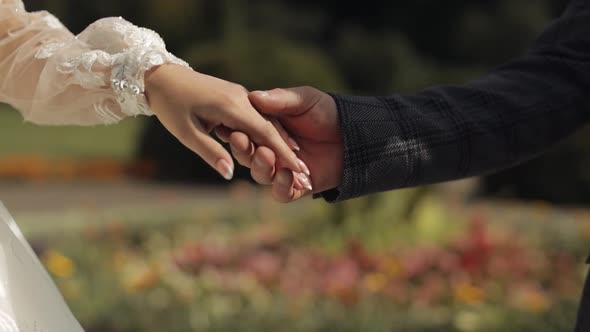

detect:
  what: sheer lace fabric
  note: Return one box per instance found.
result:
[0,0,188,125]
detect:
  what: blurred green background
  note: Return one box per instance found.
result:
[1,0,589,331]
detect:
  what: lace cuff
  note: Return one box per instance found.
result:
[34,17,190,122]
[111,46,188,117]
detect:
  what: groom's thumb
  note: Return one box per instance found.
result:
[249,87,321,116]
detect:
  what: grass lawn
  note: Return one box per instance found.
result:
[0,105,145,160]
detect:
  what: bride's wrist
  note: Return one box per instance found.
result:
[144,64,187,114]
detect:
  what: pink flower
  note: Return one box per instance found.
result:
[241,251,282,286]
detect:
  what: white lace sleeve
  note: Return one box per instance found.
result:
[0,0,189,125]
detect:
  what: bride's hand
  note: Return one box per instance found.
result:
[144,64,304,180]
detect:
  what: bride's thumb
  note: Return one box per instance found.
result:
[249,87,321,116]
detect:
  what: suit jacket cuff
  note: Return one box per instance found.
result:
[316,93,402,203]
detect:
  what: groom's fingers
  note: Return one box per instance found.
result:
[272,169,296,203]
[250,147,276,185]
[272,169,309,203]
[247,146,306,191]
[249,87,321,116]
[229,131,255,167]
[214,125,232,143]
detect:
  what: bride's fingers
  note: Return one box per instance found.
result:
[266,116,300,152]
[250,147,276,185]
[180,116,235,180]
[229,131,255,167]
[248,146,305,190]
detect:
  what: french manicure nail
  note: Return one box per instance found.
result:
[293,174,305,190]
[216,159,234,181]
[298,173,313,191]
[288,137,301,151]
[298,159,311,176]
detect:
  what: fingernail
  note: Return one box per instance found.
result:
[288,137,301,151]
[216,159,234,181]
[298,173,313,191]
[252,90,270,98]
[298,158,311,176]
[293,175,304,190]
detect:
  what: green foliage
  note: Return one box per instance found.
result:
[0,106,143,160]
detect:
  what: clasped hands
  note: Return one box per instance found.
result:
[145,64,344,202]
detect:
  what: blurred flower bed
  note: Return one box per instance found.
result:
[27,188,590,332]
[0,155,157,180]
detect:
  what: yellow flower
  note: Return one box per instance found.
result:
[364,273,388,293]
[125,266,160,293]
[453,283,485,305]
[44,250,75,278]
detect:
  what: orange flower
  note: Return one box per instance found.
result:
[513,287,551,313]
[453,283,485,305]
[125,266,160,293]
[380,257,402,277]
[44,250,75,278]
[364,273,388,293]
[523,291,550,313]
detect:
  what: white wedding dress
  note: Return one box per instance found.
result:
[0,1,190,331]
[0,203,84,332]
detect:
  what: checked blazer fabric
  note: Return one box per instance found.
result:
[319,0,590,203]
[316,1,590,331]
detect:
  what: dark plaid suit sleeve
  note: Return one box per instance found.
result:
[318,0,590,202]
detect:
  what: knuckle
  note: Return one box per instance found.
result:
[232,83,248,95]
[216,93,238,110]
[215,86,249,112]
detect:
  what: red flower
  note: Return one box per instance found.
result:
[456,215,493,274]
[322,257,360,305]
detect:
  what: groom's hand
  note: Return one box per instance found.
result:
[220,87,344,202]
